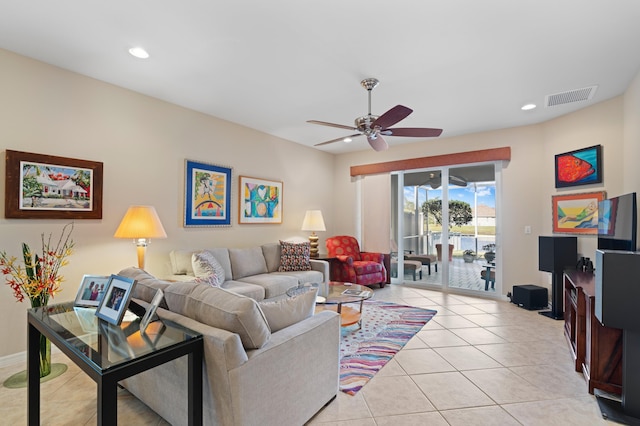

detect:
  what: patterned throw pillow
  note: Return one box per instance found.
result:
[192,250,225,287]
[278,241,311,272]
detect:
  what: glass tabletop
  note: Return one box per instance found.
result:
[323,282,373,304]
[28,302,202,372]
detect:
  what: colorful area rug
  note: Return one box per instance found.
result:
[339,300,437,395]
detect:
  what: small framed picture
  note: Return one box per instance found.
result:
[74,275,110,307]
[140,289,164,334]
[95,274,137,325]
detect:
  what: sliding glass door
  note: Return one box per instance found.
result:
[391,163,499,295]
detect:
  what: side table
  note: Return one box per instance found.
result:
[27,302,203,426]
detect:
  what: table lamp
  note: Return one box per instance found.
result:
[301,210,326,258]
[114,205,167,270]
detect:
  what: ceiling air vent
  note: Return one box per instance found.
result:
[545,85,598,107]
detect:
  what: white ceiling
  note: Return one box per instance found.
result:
[2,1,640,154]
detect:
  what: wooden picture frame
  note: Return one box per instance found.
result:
[95,274,136,326]
[74,275,110,307]
[555,145,602,188]
[238,176,283,224]
[184,159,232,227]
[5,150,103,219]
[552,191,606,234]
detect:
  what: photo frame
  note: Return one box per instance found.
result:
[5,150,103,219]
[238,176,283,224]
[74,275,110,307]
[555,145,602,188]
[552,191,606,234]
[95,274,137,325]
[140,289,164,334]
[184,159,232,227]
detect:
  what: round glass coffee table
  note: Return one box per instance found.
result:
[316,281,373,328]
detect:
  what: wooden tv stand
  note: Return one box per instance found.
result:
[563,270,622,395]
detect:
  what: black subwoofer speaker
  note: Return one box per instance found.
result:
[512,285,548,310]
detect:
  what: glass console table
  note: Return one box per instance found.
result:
[27,302,203,426]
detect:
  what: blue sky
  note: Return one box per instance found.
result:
[405,183,495,208]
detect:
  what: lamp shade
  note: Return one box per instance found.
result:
[301,210,326,232]
[114,206,167,239]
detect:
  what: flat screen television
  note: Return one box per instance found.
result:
[597,192,637,251]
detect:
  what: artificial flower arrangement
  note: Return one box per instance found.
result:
[0,222,74,308]
[0,223,74,377]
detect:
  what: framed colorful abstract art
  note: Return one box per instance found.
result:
[239,176,282,224]
[555,145,602,188]
[552,191,606,234]
[184,160,232,227]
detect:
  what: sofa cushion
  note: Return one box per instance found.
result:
[221,280,266,301]
[229,247,268,279]
[259,288,317,332]
[118,267,170,308]
[237,273,298,299]
[278,240,311,272]
[192,250,225,287]
[169,248,232,280]
[261,243,281,273]
[164,281,270,349]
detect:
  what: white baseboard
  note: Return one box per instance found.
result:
[0,346,63,369]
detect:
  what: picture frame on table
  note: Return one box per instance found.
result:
[552,191,606,234]
[238,175,283,224]
[554,145,602,188]
[4,150,103,219]
[74,275,110,307]
[140,289,164,334]
[184,159,233,227]
[95,274,137,326]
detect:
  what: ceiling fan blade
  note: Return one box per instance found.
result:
[314,133,362,147]
[381,127,443,137]
[371,105,413,129]
[307,120,357,131]
[367,134,389,152]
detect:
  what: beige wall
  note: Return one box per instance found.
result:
[0,49,335,357]
[0,46,638,359]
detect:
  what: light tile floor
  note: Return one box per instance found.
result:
[0,284,614,425]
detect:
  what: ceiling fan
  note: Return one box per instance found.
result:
[308,78,443,152]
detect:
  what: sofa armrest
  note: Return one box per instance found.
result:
[310,259,329,295]
[361,251,385,263]
[229,310,340,425]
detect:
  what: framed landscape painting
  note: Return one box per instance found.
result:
[555,145,602,188]
[184,159,232,227]
[552,191,606,234]
[5,150,103,219]
[238,176,282,224]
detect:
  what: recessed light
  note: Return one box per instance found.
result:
[521,103,537,111]
[343,137,352,143]
[128,47,149,59]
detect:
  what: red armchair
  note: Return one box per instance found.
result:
[325,235,386,288]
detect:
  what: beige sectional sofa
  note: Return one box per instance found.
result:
[167,243,330,300]
[118,266,340,426]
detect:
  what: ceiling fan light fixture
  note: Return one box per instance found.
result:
[343,137,352,143]
[521,103,536,111]
[129,47,150,59]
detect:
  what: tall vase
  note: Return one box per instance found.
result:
[30,297,52,378]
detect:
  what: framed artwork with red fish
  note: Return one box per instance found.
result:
[552,191,606,234]
[555,145,602,188]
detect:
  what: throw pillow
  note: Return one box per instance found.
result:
[191,250,225,287]
[278,240,311,272]
[259,287,317,332]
